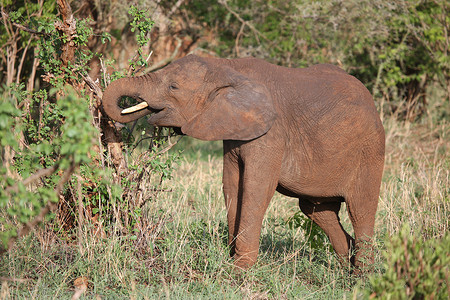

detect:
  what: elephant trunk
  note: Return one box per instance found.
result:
[102,77,152,123]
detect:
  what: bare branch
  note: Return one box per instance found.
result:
[218,0,264,44]
[15,37,32,85]
[80,73,103,98]
[166,0,186,19]
[0,7,13,37]
[26,53,39,92]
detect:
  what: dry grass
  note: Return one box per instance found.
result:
[380,116,448,237]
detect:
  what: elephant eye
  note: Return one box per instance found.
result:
[169,83,179,91]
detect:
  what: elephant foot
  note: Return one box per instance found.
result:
[351,237,375,274]
[232,253,257,270]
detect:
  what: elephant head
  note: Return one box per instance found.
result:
[102,55,276,141]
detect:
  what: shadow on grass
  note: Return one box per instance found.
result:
[258,224,339,273]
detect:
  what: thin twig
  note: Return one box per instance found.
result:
[1,10,48,35]
[218,0,283,53]
[166,0,186,19]
[155,137,180,157]
[76,174,84,254]
[4,165,58,194]
[145,37,182,72]
[235,23,245,56]
[132,133,182,153]
[135,50,153,74]
[218,0,265,44]
[6,163,77,251]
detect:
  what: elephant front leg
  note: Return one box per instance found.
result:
[222,153,241,258]
[230,151,282,269]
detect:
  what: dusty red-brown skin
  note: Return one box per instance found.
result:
[102,55,385,271]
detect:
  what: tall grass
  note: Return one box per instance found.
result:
[380,119,448,237]
[1,99,448,298]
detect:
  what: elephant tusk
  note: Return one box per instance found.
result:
[121,102,149,114]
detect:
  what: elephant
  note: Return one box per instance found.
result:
[102,54,385,271]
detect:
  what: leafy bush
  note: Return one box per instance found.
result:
[367,226,449,299]
[0,1,178,252]
[0,86,95,250]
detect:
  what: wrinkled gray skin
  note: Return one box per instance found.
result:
[102,55,385,271]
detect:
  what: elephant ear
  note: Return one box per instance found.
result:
[181,73,276,141]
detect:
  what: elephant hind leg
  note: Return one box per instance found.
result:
[345,192,378,272]
[345,160,383,273]
[299,199,354,266]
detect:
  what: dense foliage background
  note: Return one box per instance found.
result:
[0,0,448,298]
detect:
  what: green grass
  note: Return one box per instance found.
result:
[1,105,448,298]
